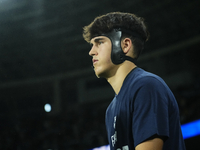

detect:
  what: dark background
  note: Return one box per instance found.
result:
[0,0,200,149]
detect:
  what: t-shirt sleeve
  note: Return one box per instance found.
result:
[132,77,170,147]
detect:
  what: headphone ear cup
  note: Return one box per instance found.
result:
[107,29,125,64]
[111,48,125,64]
[103,28,138,65]
[119,54,124,60]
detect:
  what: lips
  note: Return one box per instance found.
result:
[92,59,98,64]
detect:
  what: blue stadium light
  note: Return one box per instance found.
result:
[44,103,52,112]
[90,145,110,150]
[91,119,200,150]
[181,119,200,139]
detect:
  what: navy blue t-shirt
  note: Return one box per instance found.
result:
[105,67,186,150]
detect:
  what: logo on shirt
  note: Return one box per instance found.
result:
[114,116,116,128]
[111,116,117,146]
[110,116,129,150]
[111,131,117,147]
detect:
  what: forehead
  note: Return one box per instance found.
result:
[90,36,109,43]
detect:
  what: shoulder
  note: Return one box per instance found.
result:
[127,68,174,105]
[122,67,173,102]
[130,67,168,89]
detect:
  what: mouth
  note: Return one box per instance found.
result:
[92,59,98,64]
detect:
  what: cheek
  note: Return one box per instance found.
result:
[105,55,112,63]
[106,52,113,64]
[101,48,112,62]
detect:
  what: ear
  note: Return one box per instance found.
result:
[121,38,132,54]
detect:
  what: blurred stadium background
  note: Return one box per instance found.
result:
[0,0,200,149]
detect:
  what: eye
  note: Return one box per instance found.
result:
[98,41,103,45]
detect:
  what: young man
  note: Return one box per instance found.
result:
[83,12,186,150]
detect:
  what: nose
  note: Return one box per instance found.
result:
[89,45,97,56]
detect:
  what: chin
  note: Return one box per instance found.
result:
[95,69,110,79]
[95,71,103,78]
[94,69,103,78]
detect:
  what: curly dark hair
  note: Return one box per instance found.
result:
[83,12,150,59]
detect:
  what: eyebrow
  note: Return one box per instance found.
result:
[90,37,105,46]
[94,38,105,43]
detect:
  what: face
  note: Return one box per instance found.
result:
[89,36,117,78]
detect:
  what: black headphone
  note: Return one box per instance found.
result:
[101,28,145,65]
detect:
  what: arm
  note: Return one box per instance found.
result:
[135,135,164,150]
[132,77,169,148]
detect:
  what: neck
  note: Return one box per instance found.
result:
[107,61,137,95]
